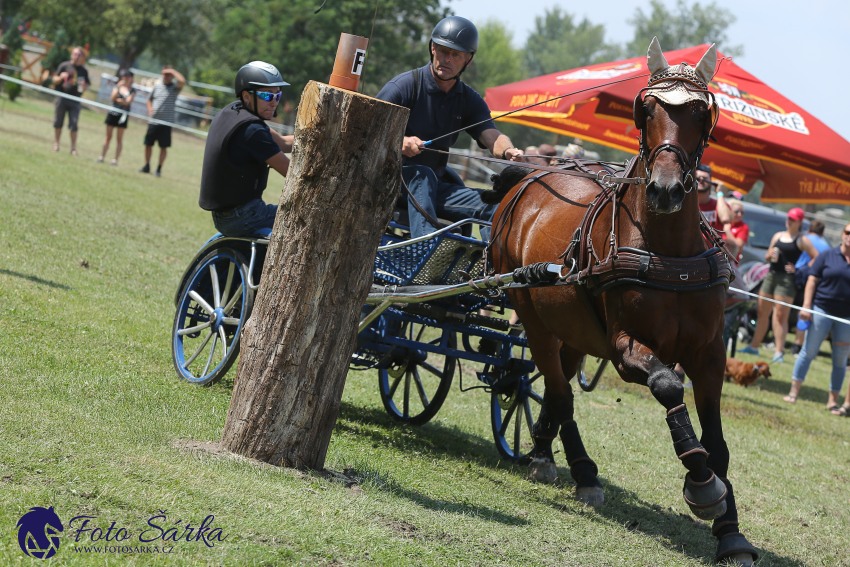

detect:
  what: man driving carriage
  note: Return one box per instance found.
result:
[198,61,294,236]
[376,16,525,241]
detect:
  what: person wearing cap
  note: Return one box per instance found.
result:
[139,65,185,177]
[198,61,294,237]
[695,164,732,231]
[739,207,820,363]
[376,16,524,240]
[98,69,136,165]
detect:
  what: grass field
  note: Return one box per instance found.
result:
[1,92,849,567]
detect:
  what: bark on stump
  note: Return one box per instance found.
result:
[220,81,408,469]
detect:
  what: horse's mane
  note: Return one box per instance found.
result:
[483,165,534,204]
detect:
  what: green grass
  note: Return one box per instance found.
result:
[1,93,849,566]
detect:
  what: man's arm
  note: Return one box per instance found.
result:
[478,128,524,161]
[269,129,293,153]
[715,182,733,224]
[266,152,290,177]
[52,64,69,86]
[170,69,186,90]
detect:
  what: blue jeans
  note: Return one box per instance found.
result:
[211,198,277,237]
[792,305,850,393]
[402,165,497,241]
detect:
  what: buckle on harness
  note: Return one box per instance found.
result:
[680,273,689,281]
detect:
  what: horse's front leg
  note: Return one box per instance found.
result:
[685,338,759,566]
[613,335,728,521]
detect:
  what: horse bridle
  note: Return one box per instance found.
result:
[633,75,719,193]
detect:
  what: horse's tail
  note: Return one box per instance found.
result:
[480,165,534,204]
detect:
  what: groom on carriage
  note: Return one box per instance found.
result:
[376,16,526,241]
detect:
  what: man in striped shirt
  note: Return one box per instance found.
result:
[139,65,185,177]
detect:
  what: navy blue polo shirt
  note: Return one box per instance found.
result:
[810,246,850,319]
[227,122,281,168]
[376,64,496,177]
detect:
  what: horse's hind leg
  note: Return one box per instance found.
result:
[557,343,604,506]
[686,340,759,565]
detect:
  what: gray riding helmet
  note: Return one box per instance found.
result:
[234,61,289,117]
[430,16,479,53]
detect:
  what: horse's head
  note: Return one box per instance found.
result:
[634,38,718,214]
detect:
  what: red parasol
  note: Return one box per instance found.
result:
[484,46,850,205]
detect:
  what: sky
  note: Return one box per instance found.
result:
[445,0,850,142]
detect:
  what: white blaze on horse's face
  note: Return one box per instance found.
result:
[642,39,717,214]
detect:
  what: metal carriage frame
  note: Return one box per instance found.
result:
[171,219,607,463]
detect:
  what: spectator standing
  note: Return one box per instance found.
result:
[783,222,850,414]
[722,198,749,262]
[139,65,185,177]
[739,208,820,363]
[52,46,90,156]
[695,164,732,231]
[792,220,831,354]
[98,69,136,165]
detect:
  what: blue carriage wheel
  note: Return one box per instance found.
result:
[377,321,456,425]
[172,247,254,386]
[490,339,544,464]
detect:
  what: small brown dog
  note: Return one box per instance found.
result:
[724,358,771,387]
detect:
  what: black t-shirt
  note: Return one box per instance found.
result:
[810,246,850,319]
[227,122,281,168]
[55,61,90,97]
[376,64,495,177]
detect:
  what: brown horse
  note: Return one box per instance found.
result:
[488,39,757,565]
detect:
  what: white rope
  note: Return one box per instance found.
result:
[728,286,850,326]
[1,74,209,137]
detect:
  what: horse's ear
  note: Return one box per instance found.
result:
[647,36,668,75]
[695,43,717,84]
[633,92,646,130]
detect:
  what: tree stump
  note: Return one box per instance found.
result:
[220,81,408,469]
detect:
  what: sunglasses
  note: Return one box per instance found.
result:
[733,210,744,215]
[844,230,850,235]
[250,91,282,102]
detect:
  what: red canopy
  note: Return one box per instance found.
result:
[484,46,850,205]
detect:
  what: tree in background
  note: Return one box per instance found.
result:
[15,0,212,70]
[195,0,446,112]
[463,20,523,95]
[525,7,620,77]
[626,0,743,57]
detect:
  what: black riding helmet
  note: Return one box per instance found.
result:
[429,16,478,81]
[234,61,289,118]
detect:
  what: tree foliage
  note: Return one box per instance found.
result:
[626,0,743,58]
[463,19,523,95]
[524,7,620,77]
[16,0,212,70]
[195,0,447,112]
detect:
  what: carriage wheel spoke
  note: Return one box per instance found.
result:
[403,370,412,418]
[221,263,235,310]
[523,399,535,438]
[418,361,443,379]
[528,390,544,404]
[218,327,229,360]
[210,264,221,308]
[499,402,517,436]
[528,371,543,384]
[189,291,214,315]
[222,317,241,326]
[388,373,403,399]
[223,284,244,313]
[184,329,215,366]
[178,320,211,336]
[412,367,430,408]
[201,333,218,377]
[513,400,523,456]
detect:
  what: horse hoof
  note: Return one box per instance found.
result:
[576,486,604,507]
[682,472,727,520]
[528,458,558,484]
[719,553,754,566]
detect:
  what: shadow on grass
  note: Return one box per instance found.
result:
[0,268,72,290]
[753,375,830,405]
[535,474,804,566]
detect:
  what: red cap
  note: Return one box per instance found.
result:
[787,207,805,221]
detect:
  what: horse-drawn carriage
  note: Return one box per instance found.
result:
[171,215,607,464]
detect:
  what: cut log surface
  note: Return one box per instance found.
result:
[220,81,409,469]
